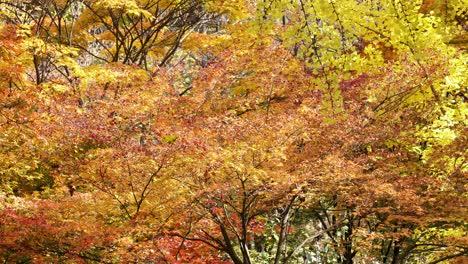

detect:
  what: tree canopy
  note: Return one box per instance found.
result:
[0,0,466,263]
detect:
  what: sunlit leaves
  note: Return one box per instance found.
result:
[0,0,467,263]
[93,0,154,19]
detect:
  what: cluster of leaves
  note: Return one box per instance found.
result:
[0,0,466,263]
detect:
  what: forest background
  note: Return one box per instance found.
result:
[0,0,466,263]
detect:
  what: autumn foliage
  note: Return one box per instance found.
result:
[0,0,466,263]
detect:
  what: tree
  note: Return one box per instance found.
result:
[74,0,209,67]
[0,0,466,263]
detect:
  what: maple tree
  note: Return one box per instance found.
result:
[0,0,467,263]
